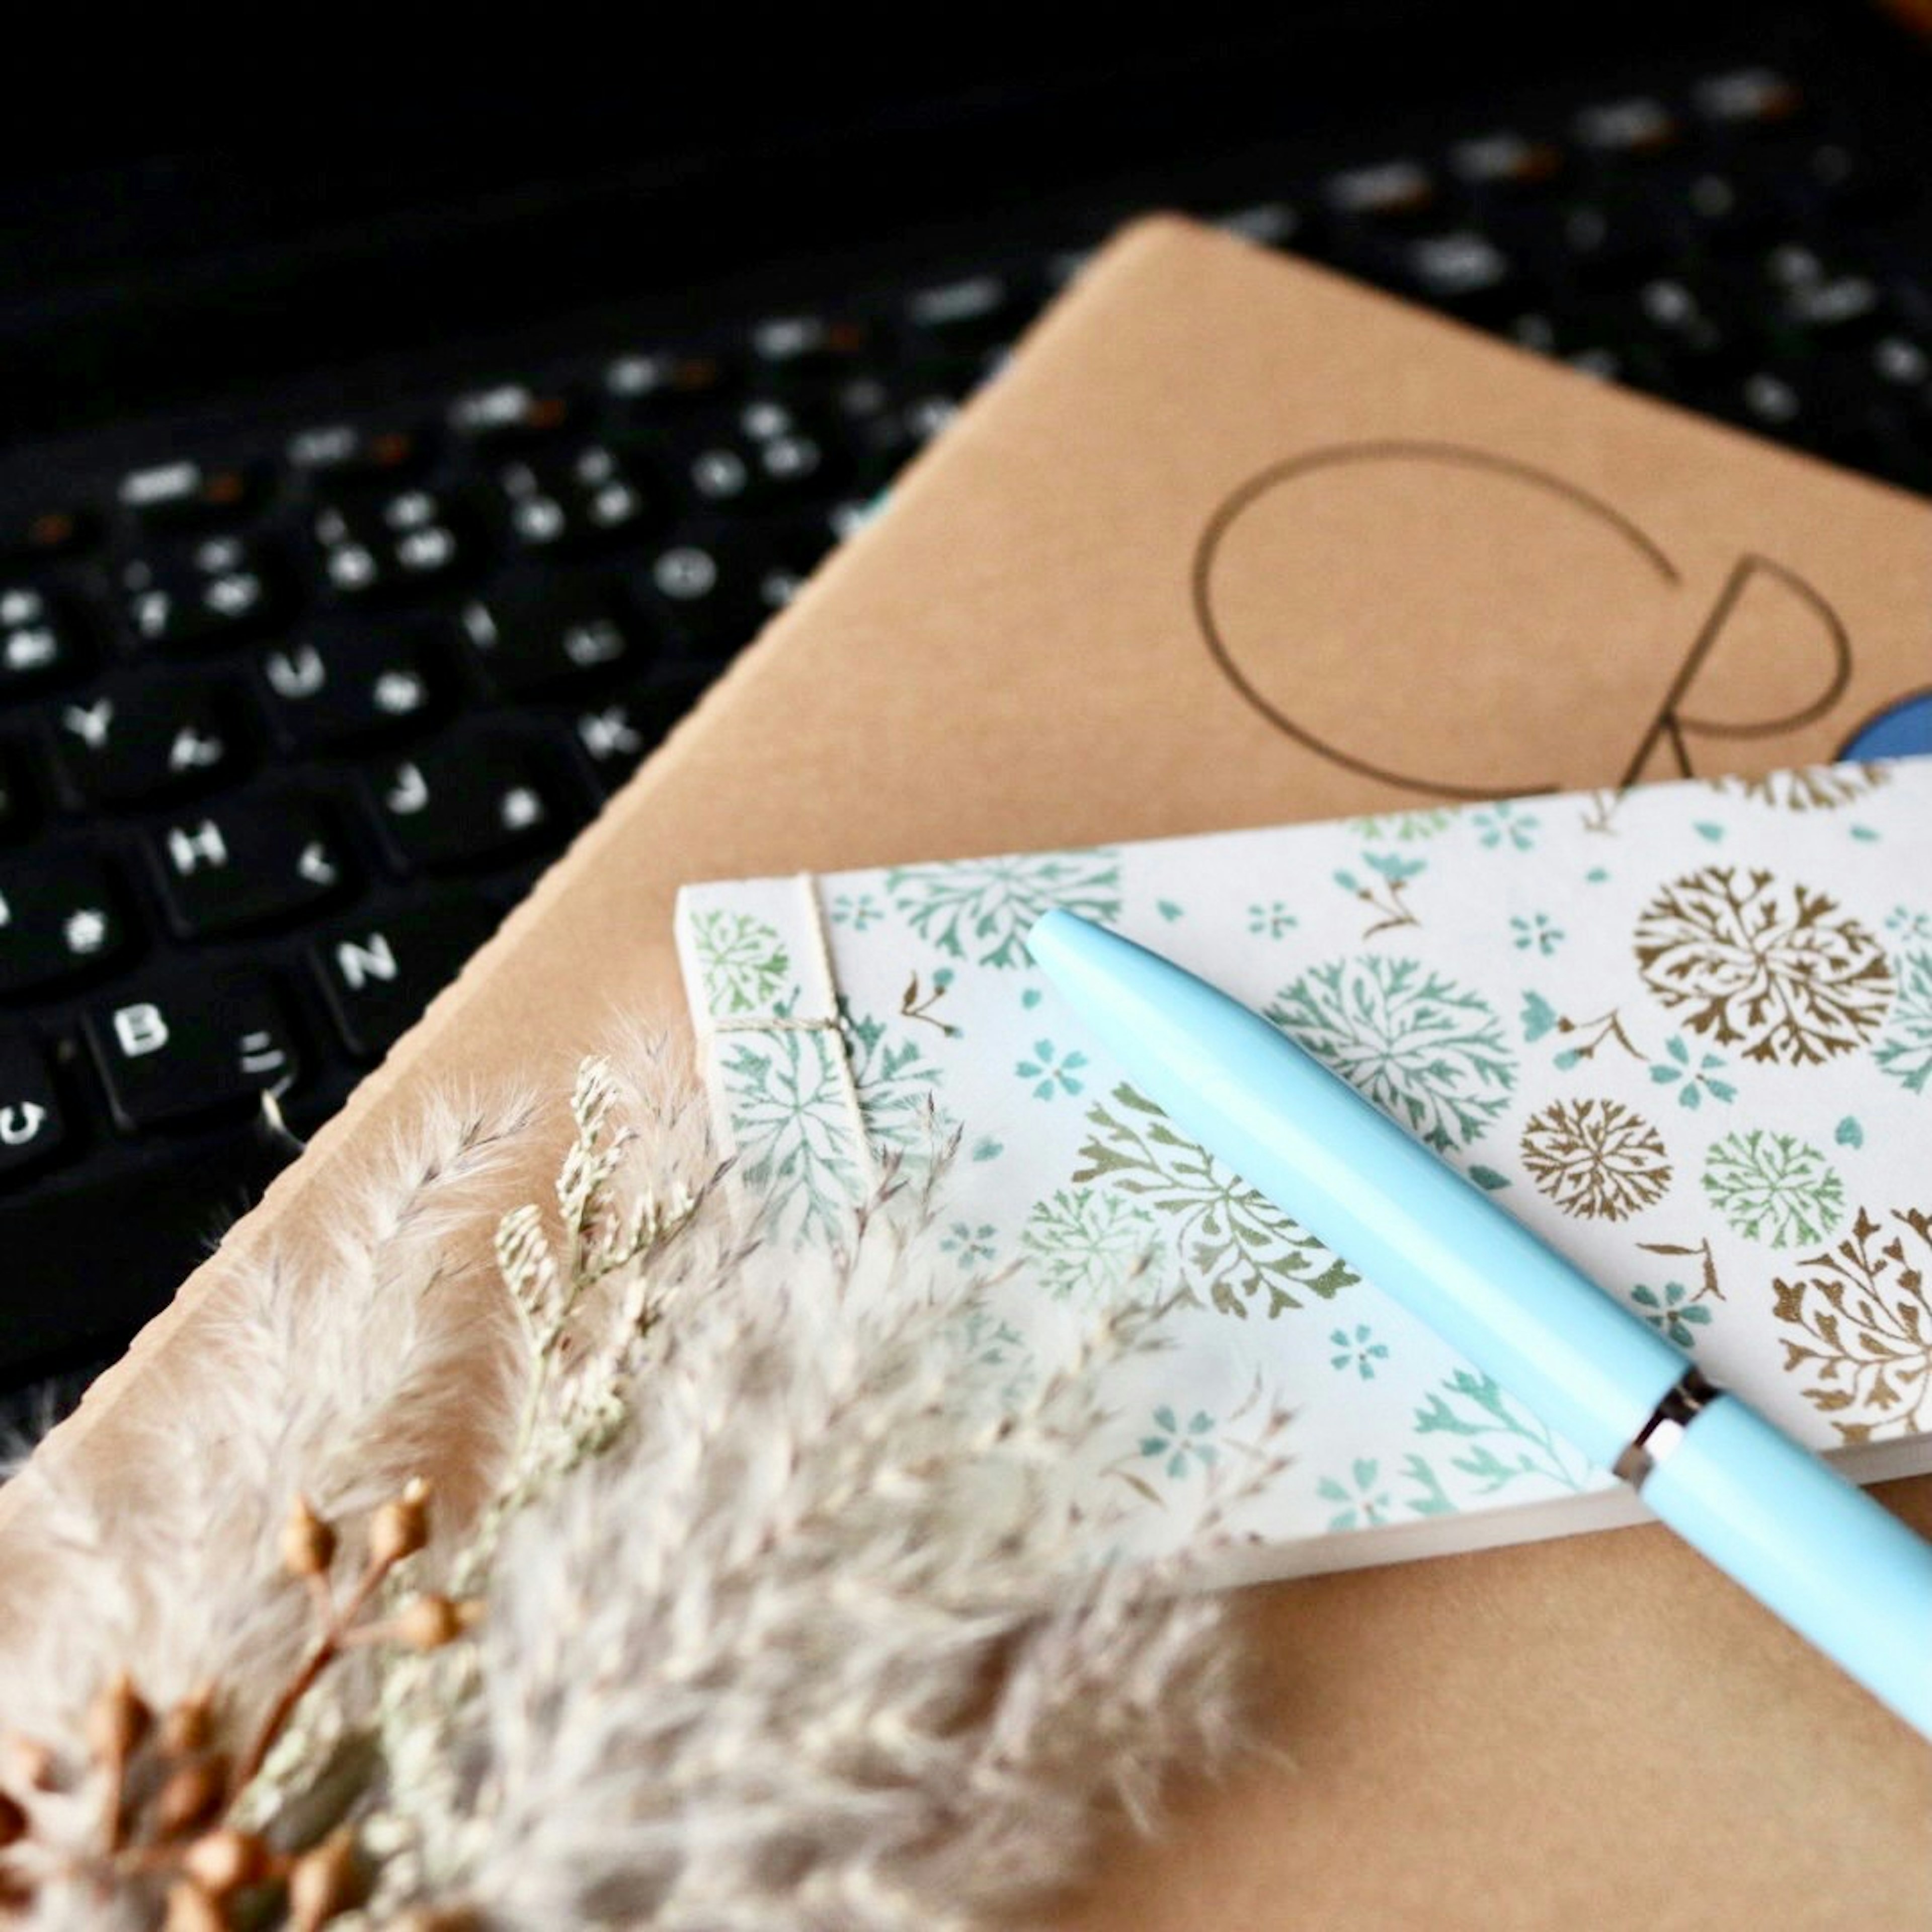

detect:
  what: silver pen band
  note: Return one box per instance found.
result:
[1612,1365,1724,1491]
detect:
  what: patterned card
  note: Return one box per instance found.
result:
[676,761,1932,1575]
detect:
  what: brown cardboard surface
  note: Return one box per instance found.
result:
[5,218,1929,1921]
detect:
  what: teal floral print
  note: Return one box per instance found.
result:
[719,1029,864,1249]
[830,891,882,930]
[1015,1038,1088,1101]
[1318,1458,1394,1530]
[1886,907,1931,943]
[1020,1187,1156,1301]
[1140,1405,1219,1480]
[1329,1323,1390,1380]
[940,1221,997,1269]
[690,909,790,1015]
[1334,851,1424,937]
[1248,900,1298,938]
[1520,990,1644,1068]
[845,1006,948,1154]
[1521,990,1560,1043]
[1629,1280,1712,1348]
[719,1003,944,1250]
[1875,950,1932,1095]
[886,849,1120,970]
[1511,913,1564,956]
[1472,801,1539,851]
[1648,1034,1737,1109]
[953,1305,1037,1410]
[1349,808,1453,842]
[1268,956,1515,1151]
[1702,1129,1844,1248]
[1074,1083,1356,1317]
[1410,1367,1590,1495]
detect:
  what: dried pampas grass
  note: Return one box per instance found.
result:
[0,1036,1280,1929]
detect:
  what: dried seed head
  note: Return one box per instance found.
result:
[281,1496,338,1581]
[153,1754,230,1839]
[1,1738,55,1793]
[163,1880,227,1932]
[367,1477,431,1569]
[287,1825,363,1930]
[0,1789,27,1847]
[392,1594,479,1652]
[160,1685,217,1758]
[182,1825,270,1898]
[85,1671,150,1763]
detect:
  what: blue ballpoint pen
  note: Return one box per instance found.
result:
[1027,909,1932,1739]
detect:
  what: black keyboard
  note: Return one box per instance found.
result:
[3,34,1929,1433]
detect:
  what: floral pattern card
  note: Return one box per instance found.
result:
[676,761,1932,1575]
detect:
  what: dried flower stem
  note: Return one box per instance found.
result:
[1,1040,1266,1931]
[229,1543,403,1803]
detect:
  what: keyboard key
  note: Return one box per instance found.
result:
[748,314,874,373]
[604,349,734,416]
[1212,202,1303,248]
[1628,277,1753,374]
[0,847,133,996]
[746,519,837,615]
[0,1032,65,1178]
[1323,159,1439,225]
[52,674,248,808]
[1,584,91,695]
[493,443,655,553]
[257,621,446,753]
[1693,68,1804,132]
[310,485,476,600]
[1450,131,1567,193]
[568,675,714,795]
[145,792,352,939]
[310,897,501,1061]
[459,574,647,696]
[1738,368,1807,429]
[121,533,287,653]
[1778,273,1886,343]
[1872,332,1931,389]
[572,697,654,793]
[83,967,298,1132]
[1572,97,1680,160]
[365,732,583,872]
[903,274,1029,347]
[115,459,261,528]
[835,365,977,488]
[286,421,427,480]
[634,539,769,656]
[447,382,574,444]
[659,413,836,512]
[1388,230,1519,310]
